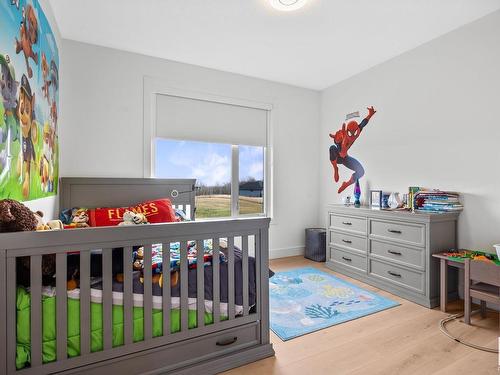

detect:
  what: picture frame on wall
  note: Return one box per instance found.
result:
[370,190,382,209]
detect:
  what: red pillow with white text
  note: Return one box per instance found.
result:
[89,199,177,227]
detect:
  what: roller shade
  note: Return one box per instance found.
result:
[155,94,268,146]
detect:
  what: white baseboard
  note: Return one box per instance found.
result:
[269,246,304,259]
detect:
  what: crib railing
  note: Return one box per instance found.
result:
[0,217,270,374]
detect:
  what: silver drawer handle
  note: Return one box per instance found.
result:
[342,239,352,244]
[388,229,402,234]
[387,250,402,256]
[342,221,353,226]
[342,256,352,262]
[387,271,402,278]
[216,336,238,346]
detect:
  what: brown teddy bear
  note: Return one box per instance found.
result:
[0,199,38,232]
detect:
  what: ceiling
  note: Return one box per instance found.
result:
[49,0,500,90]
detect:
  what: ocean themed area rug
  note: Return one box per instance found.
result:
[269,267,399,341]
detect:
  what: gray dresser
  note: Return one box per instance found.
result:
[326,205,460,308]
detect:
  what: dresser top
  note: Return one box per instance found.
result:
[328,204,460,223]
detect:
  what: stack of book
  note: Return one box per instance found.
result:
[413,190,463,212]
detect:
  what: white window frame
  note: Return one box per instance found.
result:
[143,77,274,219]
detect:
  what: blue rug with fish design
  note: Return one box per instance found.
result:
[270,267,399,341]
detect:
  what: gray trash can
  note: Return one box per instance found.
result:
[305,228,326,262]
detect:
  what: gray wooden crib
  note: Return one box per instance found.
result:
[0,178,274,374]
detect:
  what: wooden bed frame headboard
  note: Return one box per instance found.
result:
[59,178,197,219]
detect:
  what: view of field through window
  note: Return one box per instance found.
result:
[155,139,264,218]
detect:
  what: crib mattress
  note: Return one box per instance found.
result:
[15,287,233,370]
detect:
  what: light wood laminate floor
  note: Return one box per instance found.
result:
[224,256,499,375]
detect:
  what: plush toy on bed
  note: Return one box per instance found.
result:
[119,210,149,226]
[59,207,90,228]
[0,199,38,232]
[70,208,90,228]
[127,246,180,287]
[33,211,64,231]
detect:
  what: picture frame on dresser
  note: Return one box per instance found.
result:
[370,190,382,209]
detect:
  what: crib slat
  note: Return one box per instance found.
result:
[80,250,91,355]
[212,238,220,324]
[30,255,42,367]
[123,246,133,345]
[180,241,189,331]
[196,240,205,328]
[6,257,17,374]
[242,235,249,316]
[162,243,171,336]
[103,249,113,350]
[56,253,68,360]
[228,237,235,320]
[123,246,134,345]
[255,234,262,317]
[258,227,270,344]
[143,244,153,340]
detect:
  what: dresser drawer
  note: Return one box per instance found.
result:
[370,240,424,269]
[370,219,425,247]
[331,247,367,272]
[369,259,425,293]
[329,214,367,235]
[330,231,367,253]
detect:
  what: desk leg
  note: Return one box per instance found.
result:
[440,259,447,312]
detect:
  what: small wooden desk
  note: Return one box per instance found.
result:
[432,253,464,312]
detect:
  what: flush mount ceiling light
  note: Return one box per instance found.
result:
[270,0,309,12]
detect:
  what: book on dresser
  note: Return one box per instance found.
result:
[326,205,460,308]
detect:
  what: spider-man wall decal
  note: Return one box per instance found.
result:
[329,106,376,193]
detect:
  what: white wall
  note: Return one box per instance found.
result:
[22,0,62,219]
[319,10,500,253]
[60,40,320,258]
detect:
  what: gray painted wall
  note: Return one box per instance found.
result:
[60,41,321,258]
[319,10,500,253]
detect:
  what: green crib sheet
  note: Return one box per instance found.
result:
[16,287,224,369]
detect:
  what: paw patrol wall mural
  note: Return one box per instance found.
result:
[329,106,376,193]
[0,0,59,201]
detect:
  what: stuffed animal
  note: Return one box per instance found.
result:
[0,199,37,232]
[33,210,64,231]
[119,210,149,226]
[68,208,90,228]
[133,246,144,270]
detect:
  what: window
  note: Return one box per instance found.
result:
[155,139,265,219]
[147,87,271,219]
[239,145,264,215]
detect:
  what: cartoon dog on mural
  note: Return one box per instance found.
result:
[41,53,51,104]
[329,106,376,194]
[40,122,55,192]
[15,4,39,79]
[47,60,59,132]
[0,54,19,182]
[16,75,37,198]
[0,102,7,176]
[0,54,19,113]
